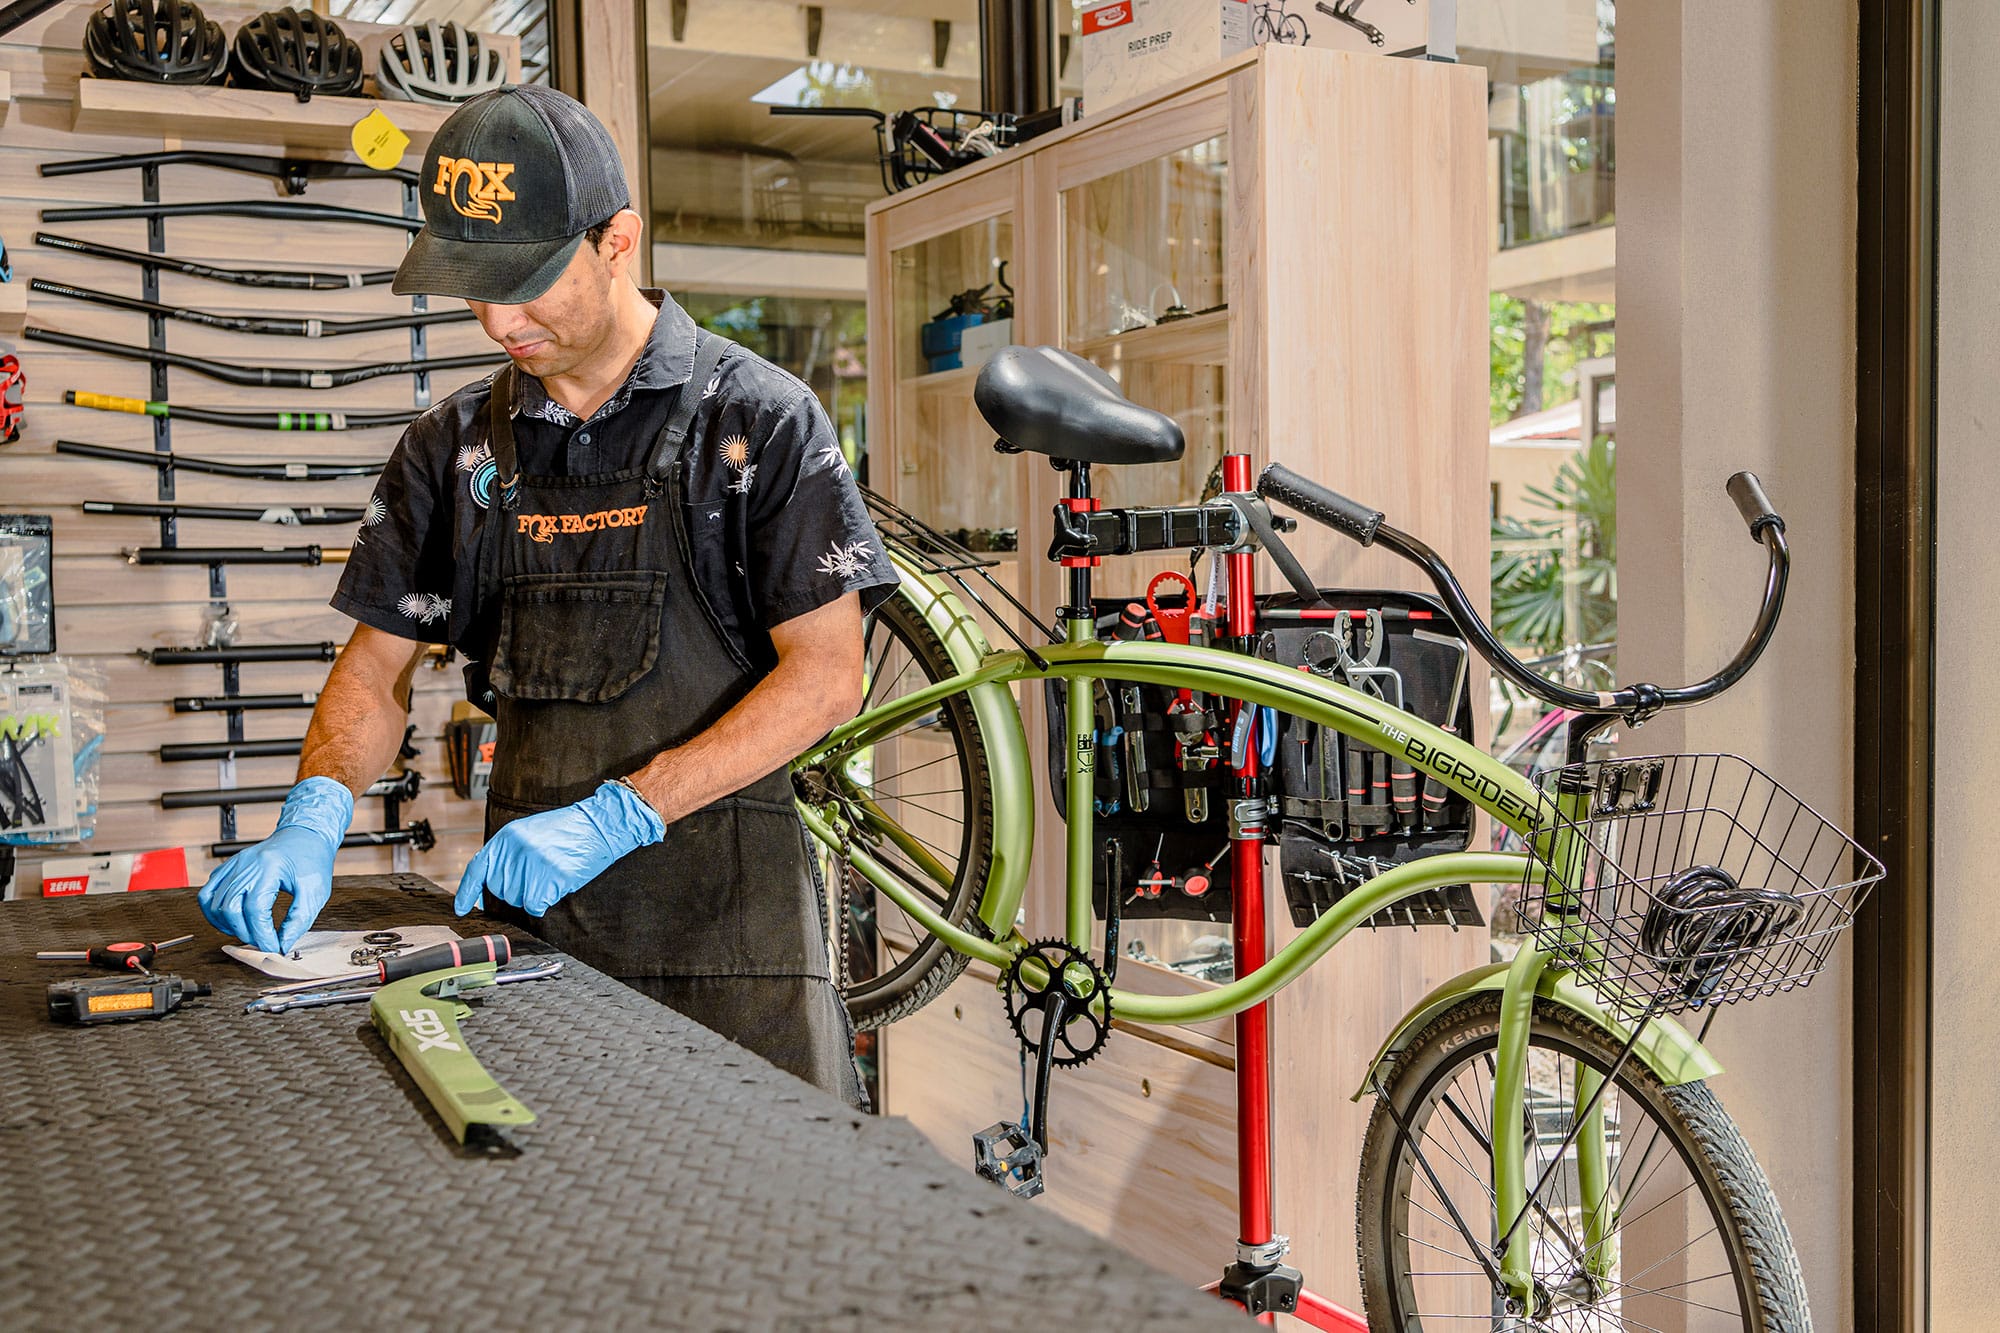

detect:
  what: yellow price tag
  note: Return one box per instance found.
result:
[350,108,411,172]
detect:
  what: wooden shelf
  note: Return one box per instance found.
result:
[0,70,14,110]
[1069,308,1229,367]
[901,364,985,397]
[0,283,25,337]
[72,78,453,160]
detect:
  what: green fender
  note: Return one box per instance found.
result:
[1353,961,1724,1099]
[857,554,1036,938]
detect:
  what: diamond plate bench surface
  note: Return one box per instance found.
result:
[0,874,1244,1332]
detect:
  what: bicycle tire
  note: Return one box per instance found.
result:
[1252,12,1274,43]
[1357,994,1808,1332]
[801,585,997,1031]
[1280,12,1307,43]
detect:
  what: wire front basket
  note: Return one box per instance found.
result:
[1516,754,1885,1020]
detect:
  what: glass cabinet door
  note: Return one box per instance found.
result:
[1060,132,1236,990]
[889,212,1019,545]
[1062,134,1230,519]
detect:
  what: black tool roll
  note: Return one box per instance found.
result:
[1048,587,1484,931]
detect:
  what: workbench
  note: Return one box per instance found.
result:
[0,875,1244,1331]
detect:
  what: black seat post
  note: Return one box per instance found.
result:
[1058,460,1097,634]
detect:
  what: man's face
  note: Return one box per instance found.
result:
[464,232,619,379]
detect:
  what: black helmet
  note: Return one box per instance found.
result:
[84,0,228,86]
[229,7,363,102]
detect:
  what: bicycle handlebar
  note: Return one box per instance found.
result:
[1255,462,1792,719]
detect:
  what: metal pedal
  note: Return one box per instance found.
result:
[972,1121,1044,1199]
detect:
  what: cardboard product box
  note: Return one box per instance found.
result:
[1079,0,1434,115]
[1080,0,1252,115]
[26,848,200,899]
[957,317,1015,371]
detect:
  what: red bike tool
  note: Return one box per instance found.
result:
[36,934,194,973]
[1181,846,1228,897]
[1136,836,1173,899]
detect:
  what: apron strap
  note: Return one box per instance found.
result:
[485,364,521,505]
[645,331,734,485]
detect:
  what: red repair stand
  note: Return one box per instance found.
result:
[1206,452,1367,1331]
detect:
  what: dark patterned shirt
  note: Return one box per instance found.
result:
[332,289,896,673]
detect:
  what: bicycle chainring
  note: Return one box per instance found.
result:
[1002,938,1112,1068]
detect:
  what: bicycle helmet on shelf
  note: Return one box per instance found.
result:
[0,356,26,446]
[376,20,507,105]
[229,6,363,102]
[83,0,228,86]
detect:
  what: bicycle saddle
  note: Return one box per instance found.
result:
[973,345,1186,466]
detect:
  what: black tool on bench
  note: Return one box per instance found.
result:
[47,973,211,1025]
[253,933,513,998]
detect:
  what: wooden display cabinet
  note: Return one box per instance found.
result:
[865,43,1490,1305]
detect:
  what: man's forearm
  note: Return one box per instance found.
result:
[624,648,855,825]
[296,646,421,797]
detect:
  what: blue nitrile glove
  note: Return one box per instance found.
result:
[198,776,354,955]
[453,780,665,918]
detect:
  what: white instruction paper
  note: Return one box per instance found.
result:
[222,925,464,980]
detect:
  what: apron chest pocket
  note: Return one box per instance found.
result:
[488,570,668,703]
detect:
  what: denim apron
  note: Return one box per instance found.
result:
[469,332,862,1106]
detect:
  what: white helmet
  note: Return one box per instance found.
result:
[375,20,506,104]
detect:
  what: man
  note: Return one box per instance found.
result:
[198,86,895,1106]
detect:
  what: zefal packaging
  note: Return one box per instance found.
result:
[29,848,197,899]
[1078,0,1432,116]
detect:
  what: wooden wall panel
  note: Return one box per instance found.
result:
[0,17,496,895]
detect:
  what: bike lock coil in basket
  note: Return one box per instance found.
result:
[1515,753,1884,1020]
[229,6,362,101]
[84,0,228,86]
[376,20,507,104]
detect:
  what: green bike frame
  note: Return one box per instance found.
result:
[796,562,1722,1307]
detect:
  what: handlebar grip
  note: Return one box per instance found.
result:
[1726,471,1786,541]
[1256,463,1384,546]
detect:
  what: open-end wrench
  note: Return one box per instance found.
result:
[245,958,564,1013]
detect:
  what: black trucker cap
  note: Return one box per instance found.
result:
[393,84,630,304]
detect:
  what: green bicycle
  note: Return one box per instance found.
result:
[793,347,1881,1330]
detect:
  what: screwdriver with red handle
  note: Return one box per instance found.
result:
[36,934,194,972]
[255,934,512,997]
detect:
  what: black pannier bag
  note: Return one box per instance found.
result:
[1048,587,1484,931]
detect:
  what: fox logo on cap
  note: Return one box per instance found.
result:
[433,155,517,224]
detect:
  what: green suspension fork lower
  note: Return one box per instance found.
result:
[1492,943,1620,1303]
[1494,943,1547,1307]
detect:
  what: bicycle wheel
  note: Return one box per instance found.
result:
[800,585,996,1032]
[1357,994,1808,1332]
[1280,12,1307,43]
[1252,12,1274,43]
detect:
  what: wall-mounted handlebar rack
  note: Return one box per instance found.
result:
[36,153,446,864]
